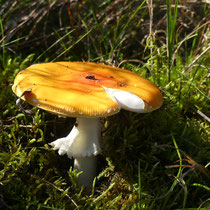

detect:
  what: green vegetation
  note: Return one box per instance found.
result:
[0,0,209,209]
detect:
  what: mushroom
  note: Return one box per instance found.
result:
[12,62,163,188]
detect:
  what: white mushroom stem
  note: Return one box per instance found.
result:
[74,156,97,188]
[50,118,101,188]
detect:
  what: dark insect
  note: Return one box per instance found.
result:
[85,74,96,80]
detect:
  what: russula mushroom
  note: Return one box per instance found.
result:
[12,62,163,188]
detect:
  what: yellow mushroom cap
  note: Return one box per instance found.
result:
[12,62,163,117]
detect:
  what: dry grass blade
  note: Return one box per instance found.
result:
[197,110,210,123]
[165,146,210,182]
[0,194,12,209]
[172,20,210,68]
[198,198,210,210]
[147,0,154,74]
[27,1,56,40]
[182,44,210,73]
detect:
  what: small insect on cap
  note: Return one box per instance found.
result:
[12,62,163,117]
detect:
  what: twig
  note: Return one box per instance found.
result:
[0,194,12,209]
[165,164,194,168]
[150,168,194,201]
[172,20,210,68]
[118,59,145,67]
[182,44,210,73]
[156,144,210,182]
[197,110,210,123]
[198,198,210,210]
[30,174,78,208]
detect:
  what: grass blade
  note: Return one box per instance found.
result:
[108,0,146,59]
[0,18,6,68]
[163,134,183,208]
[138,160,141,210]
[52,27,94,61]
[167,0,178,81]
